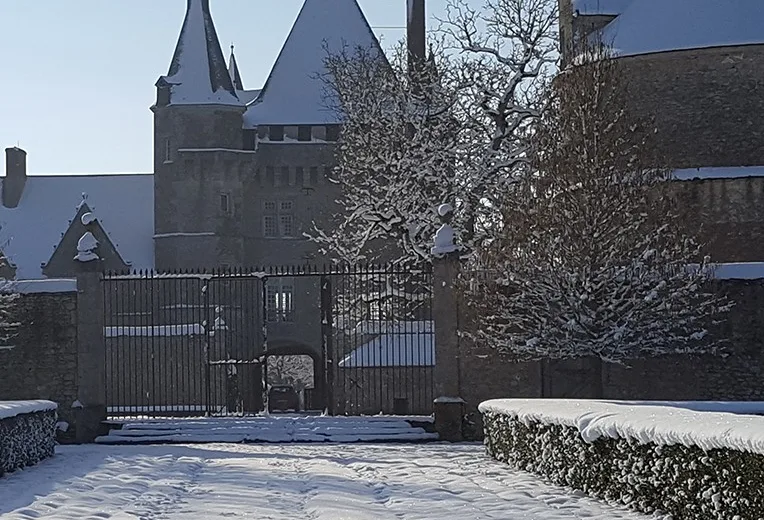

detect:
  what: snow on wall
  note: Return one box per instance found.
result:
[0,401,58,421]
[673,165,764,181]
[597,0,764,57]
[104,324,205,338]
[479,399,764,455]
[7,279,77,294]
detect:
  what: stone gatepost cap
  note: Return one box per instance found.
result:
[434,396,466,404]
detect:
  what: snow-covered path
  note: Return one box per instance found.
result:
[0,443,658,519]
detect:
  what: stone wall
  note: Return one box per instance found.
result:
[454,279,764,437]
[0,291,78,430]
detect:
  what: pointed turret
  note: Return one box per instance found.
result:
[157,0,241,106]
[228,45,244,91]
[243,0,385,127]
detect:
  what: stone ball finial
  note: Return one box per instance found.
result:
[432,202,458,257]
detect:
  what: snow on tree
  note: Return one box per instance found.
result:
[308,0,558,266]
[465,53,730,362]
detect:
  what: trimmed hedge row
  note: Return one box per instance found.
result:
[483,411,764,519]
[0,409,57,477]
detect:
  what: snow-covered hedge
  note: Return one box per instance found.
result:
[0,401,57,477]
[480,400,764,519]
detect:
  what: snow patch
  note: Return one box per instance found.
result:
[480,399,764,455]
[7,278,77,294]
[105,324,205,338]
[74,232,99,262]
[80,212,97,225]
[0,400,57,420]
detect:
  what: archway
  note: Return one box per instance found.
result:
[264,342,324,412]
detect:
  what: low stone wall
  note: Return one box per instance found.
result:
[480,400,764,520]
[0,402,57,477]
[0,286,78,436]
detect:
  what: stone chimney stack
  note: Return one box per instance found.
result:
[407,0,426,75]
[3,147,27,209]
[558,0,574,67]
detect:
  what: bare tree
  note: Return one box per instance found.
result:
[308,0,558,266]
[466,54,730,362]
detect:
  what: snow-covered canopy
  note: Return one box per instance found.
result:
[597,0,764,57]
[161,0,242,106]
[339,330,434,368]
[243,0,384,127]
[0,174,154,279]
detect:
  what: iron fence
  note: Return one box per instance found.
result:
[103,264,434,418]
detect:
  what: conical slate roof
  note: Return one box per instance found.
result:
[598,0,764,57]
[243,0,384,127]
[161,0,242,106]
[228,45,244,91]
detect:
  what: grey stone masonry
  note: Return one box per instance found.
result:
[75,272,106,443]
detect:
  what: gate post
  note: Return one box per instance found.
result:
[431,204,464,441]
[75,271,106,443]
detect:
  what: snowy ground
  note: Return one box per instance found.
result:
[0,443,660,519]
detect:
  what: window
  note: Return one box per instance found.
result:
[164,137,173,163]
[266,280,294,322]
[298,126,312,142]
[325,125,340,142]
[263,215,278,237]
[220,193,231,214]
[280,215,294,237]
[269,125,284,141]
[263,199,295,238]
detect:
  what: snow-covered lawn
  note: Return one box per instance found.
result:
[0,443,659,519]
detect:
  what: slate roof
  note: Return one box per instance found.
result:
[161,0,242,106]
[572,0,631,15]
[595,0,764,57]
[0,175,154,279]
[243,0,385,127]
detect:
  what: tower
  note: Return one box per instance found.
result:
[151,0,247,269]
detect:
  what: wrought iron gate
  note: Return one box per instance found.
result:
[103,264,434,418]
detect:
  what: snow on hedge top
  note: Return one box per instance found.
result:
[0,400,57,420]
[479,399,764,455]
[161,0,241,106]
[572,0,631,15]
[243,0,384,127]
[598,0,764,57]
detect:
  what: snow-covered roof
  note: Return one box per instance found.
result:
[598,0,764,57]
[0,174,154,279]
[712,263,764,281]
[339,330,434,368]
[673,166,764,181]
[572,0,631,16]
[161,0,242,106]
[243,0,384,127]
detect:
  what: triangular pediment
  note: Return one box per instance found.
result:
[42,201,129,278]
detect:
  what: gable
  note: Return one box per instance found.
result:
[597,0,764,57]
[0,174,154,279]
[243,0,385,127]
[42,201,129,278]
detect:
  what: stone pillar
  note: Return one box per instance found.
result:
[431,204,464,441]
[75,272,106,443]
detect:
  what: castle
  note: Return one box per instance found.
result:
[559,0,764,263]
[0,0,428,280]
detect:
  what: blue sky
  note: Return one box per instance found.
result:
[0,0,450,175]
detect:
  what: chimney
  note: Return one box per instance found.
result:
[4,147,27,209]
[407,0,426,76]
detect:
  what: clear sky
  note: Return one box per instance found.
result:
[0,0,451,175]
